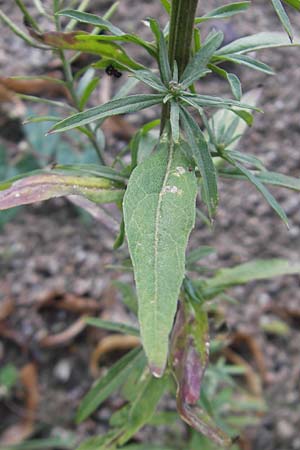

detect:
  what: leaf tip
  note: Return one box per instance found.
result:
[149,363,165,378]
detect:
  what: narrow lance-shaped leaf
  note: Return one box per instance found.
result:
[229,159,289,226]
[195,1,251,22]
[180,107,218,218]
[57,9,125,35]
[208,64,242,99]
[117,371,168,445]
[204,259,300,289]
[48,94,164,134]
[0,170,125,210]
[219,167,300,191]
[212,54,275,75]
[123,128,197,376]
[76,347,145,423]
[149,18,172,85]
[180,31,224,89]
[271,0,293,41]
[215,31,300,56]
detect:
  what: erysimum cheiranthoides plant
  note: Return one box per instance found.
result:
[1,0,300,448]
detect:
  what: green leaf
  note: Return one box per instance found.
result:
[219,167,300,191]
[195,2,251,22]
[283,0,300,9]
[207,88,262,149]
[182,93,258,111]
[118,371,168,445]
[205,259,300,289]
[271,0,293,41]
[112,280,138,315]
[208,65,242,100]
[228,160,289,225]
[57,9,124,35]
[186,246,215,267]
[213,54,275,75]
[131,70,167,93]
[79,77,100,110]
[160,0,171,14]
[48,94,164,134]
[180,31,224,88]
[227,150,265,170]
[149,19,172,85]
[0,170,124,211]
[123,129,197,376]
[76,347,144,422]
[84,317,139,336]
[180,107,218,218]
[215,31,300,56]
[52,164,126,182]
[0,364,18,391]
[57,10,156,57]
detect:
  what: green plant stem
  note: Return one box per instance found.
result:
[161,0,199,131]
[53,10,106,164]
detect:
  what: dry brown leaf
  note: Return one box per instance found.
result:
[0,363,39,446]
[223,348,262,396]
[0,322,26,351]
[229,331,268,382]
[0,77,69,99]
[38,316,86,348]
[0,297,15,321]
[34,289,101,313]
[102,116,136,141]
[90,334,140,377]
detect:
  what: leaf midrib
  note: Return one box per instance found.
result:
[153,139,175,347]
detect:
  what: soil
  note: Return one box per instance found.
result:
[0,1,300,449]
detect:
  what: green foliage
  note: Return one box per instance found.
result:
[0,0,300,448]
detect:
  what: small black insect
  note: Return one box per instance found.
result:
[105,65,122,78]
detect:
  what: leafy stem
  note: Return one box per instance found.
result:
[161,0,199,131]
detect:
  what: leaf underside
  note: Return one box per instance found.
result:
[123,131,197,376]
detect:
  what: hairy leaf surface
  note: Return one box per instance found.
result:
[123,131,197,376]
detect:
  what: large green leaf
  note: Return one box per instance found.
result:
[0,170,124,210]
[123,129,197,376]
[48,94,164,134]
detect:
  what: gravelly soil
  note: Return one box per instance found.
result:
[0,1,300,449]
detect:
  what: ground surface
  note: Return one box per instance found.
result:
[0,1,300,449]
